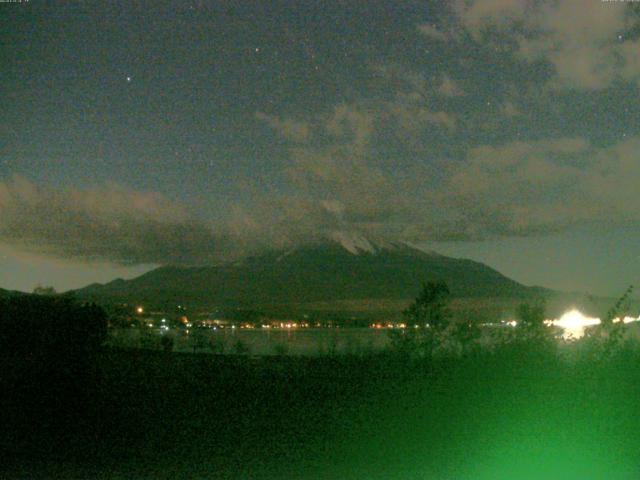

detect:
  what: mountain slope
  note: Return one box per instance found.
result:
[75,239,547,310]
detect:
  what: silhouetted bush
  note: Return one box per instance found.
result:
[274,342,289,356]
[233,339,250,355]
[209,335,226,354]
[160,334,174,353]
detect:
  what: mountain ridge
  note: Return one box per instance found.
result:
[74,238,550,313]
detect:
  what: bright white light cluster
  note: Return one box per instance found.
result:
[504,309,640,340]
[552,310,601,340]
[552,309,640,340]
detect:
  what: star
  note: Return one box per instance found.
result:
[126,76,132,82]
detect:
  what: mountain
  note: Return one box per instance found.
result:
[74,236,549,317]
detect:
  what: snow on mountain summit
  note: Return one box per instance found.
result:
[329,231,377,254]
[327,231,410,255]
[326,231,446,258]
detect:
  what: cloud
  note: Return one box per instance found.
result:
[255,112,310,142]
[417,24,449,41]
[501,101,521,117]
[285,105,401,225]
[246,102,421,244]
[243,8,640,246]
[618,40,640,83]
[454,0,530,34]
[248,66,463,244]
[3,89,435,263]
[452,0,640,90]
[516,1,627,90]
[10,34,640,267]
[7,134,640,263]
[434,136,640,239]
[437,74,465,97]
[387,102,457,132]
[324,104,375,148]
[0,176,232,264]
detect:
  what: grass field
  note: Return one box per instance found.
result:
[4,341,640,479]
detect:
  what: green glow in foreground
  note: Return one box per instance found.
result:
[321,342,640,480]
[457,433,636,480]
[400,417,639,480]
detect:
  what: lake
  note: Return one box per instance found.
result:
[108,327,394,356]
[107,321,640,356]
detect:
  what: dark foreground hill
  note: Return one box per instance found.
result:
[0,288,26,298]
[75,239,549,315]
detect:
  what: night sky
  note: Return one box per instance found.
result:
[2,0,640,296]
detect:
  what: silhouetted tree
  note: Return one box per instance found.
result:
[515,300,546,336]
[510,299,557,358]
[390,281,452,359]
[602,285,634,351]
[603,285,634,327]
[402,281,451,330]
[192,328,209,353]
[32,284,57,296]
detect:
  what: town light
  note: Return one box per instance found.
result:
[552,309,600,340]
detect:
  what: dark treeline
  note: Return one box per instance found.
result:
[1,294,107,466]
[0,293,107,358]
